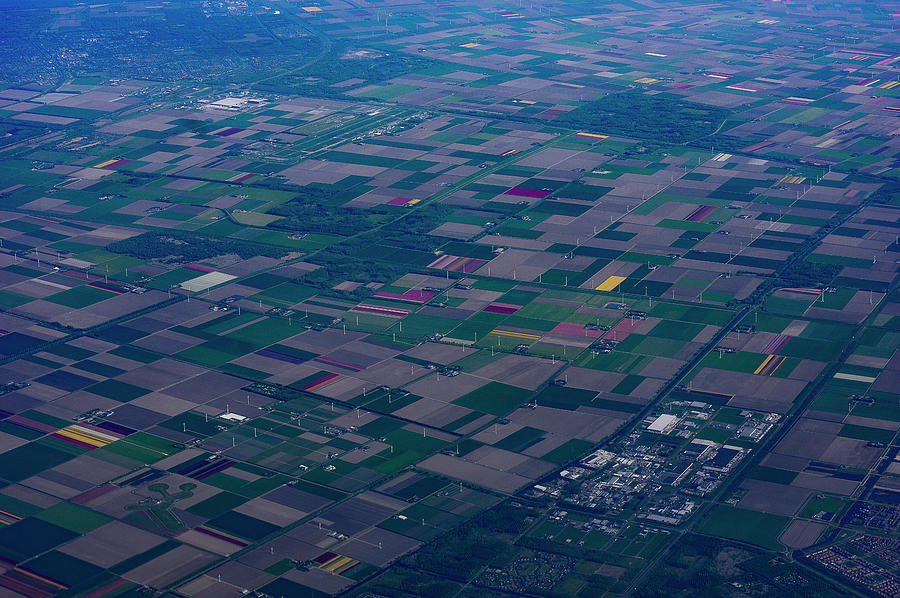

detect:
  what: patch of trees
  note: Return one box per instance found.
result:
[366,567,460,598]
[778,260,842,289]
[361,203,453,251]
[706,133,752,152]
[268,182,389,236]
[248,178,319,194]
[269,202,382,236]
[280,182,366,205]
[254,42,439,98]
[517,535,629,565]
[303,251,401,298]
[556,92,732,144]
[405,502,536,581]
[634,534,848,598]
[290,203,451,256]
[867,181,900,204]
[107,230,288,261]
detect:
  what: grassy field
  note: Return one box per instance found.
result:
[36,502,112,534]
[46,285,113,308]
[453,382,533,415]
[697,505,789,551]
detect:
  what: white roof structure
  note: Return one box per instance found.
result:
[179,271,236,292]
[647,414,678,433]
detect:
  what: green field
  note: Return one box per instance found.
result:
[45,285,114,308]
[453,382,533,415]
[697,506,789,551]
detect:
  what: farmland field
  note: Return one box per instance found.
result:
[0,1,898,596]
